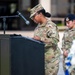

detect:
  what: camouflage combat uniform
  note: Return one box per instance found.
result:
[62,28,75,75]
[34,18,60,75]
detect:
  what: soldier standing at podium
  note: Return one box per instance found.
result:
[30,4,60,75]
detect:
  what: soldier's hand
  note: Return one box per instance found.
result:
[63,50,68,57]
[33,36,41,41]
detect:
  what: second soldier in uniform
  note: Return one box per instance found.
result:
[62,14,75,75]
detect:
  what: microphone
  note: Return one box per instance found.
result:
[17,11,30,25]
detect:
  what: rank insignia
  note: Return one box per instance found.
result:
[66,17,69,21]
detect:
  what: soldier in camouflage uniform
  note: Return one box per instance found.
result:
[62,14,75,75]
[30,4,60,75]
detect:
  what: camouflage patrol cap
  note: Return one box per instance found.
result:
[30,4,44,18]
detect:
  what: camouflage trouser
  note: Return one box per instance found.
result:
[45,49,59,75]
[64,58,75,75]
[45,61,59,75]
[64,67,75,75]
[70,69,75,75]
[68,65,75,75]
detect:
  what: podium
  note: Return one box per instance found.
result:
[0,34,45,75]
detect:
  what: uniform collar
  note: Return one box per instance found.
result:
[38,18,50,27]
[67,28,75,31]
[71,28,75,31]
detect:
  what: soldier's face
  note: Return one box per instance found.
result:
[32,13,41,24]
[66,20,74,29]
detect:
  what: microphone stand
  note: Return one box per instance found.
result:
[0,15,19,34]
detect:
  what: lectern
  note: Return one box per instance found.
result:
[0,34,45,75]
